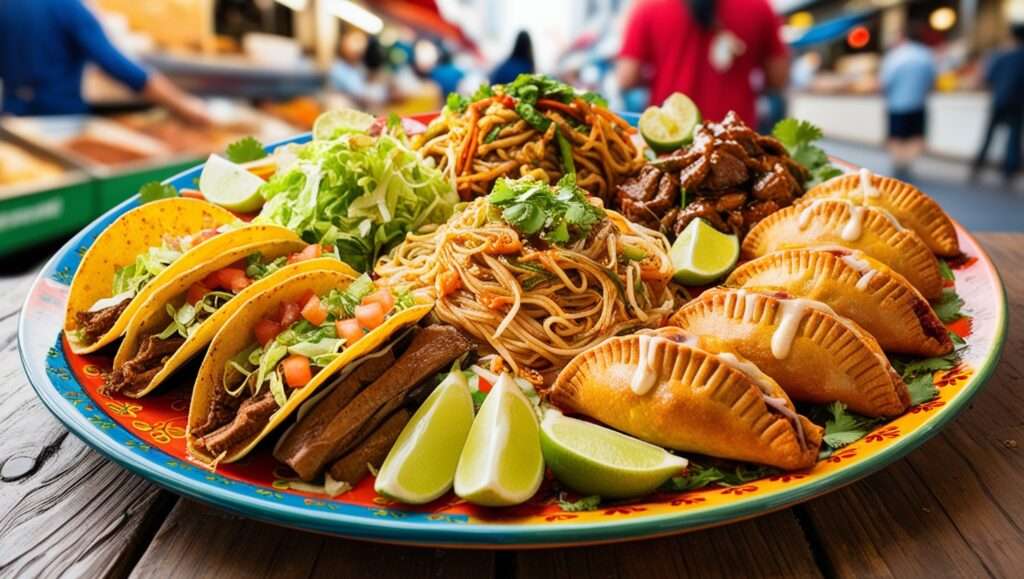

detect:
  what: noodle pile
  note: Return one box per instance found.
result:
[376,193,676,381]
[413,76,645,202]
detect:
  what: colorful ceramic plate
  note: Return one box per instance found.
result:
[19,130,1007,548]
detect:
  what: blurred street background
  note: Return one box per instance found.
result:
[2,0,1023,262]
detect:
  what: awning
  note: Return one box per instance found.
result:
[788,12,873,48]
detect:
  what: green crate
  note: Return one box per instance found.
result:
[95,159,199,212]
[0,179,96,256]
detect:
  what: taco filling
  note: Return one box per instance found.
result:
[107,245,336,395]
[191,274,415,457]
[73,227,225,345]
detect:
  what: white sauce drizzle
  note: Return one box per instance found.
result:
[770,297,837,360]
[858,168,880,202]
[841,205,865,241]
[840,253,878,291]
[630,334,666,395]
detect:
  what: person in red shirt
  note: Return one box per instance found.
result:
[616,0,789,125]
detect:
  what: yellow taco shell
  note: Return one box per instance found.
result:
[187,269,432,464]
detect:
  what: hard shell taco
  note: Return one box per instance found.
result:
[64,198,297,354]
[109,239,358,398]
[187,268,432,465]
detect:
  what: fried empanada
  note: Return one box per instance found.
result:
[671,289,909,417]
[726,248,952,357]
[550,327,822,470]
[805,169,959,256]
[741,198,943,300]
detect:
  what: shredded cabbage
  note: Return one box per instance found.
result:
[254,131,458,272]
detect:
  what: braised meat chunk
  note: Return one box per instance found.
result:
[106,335,186,395]
[74,298,131,344]
[615,111,809,239]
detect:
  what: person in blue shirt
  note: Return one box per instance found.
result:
[879,23,937,181]
[490,31,535,85]
[0,0,209,123]
[972,24,1024,183]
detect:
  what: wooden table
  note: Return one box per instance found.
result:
[1,233,1022,579]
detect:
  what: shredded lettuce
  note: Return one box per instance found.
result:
[112,244,183,296]
[254,131,459,272]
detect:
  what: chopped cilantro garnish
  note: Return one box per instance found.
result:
[938,259,955,281]
[772,118,842,186]
[662,463,776,491]
[446,92,468,113]
[823,402,881,449]
[487,175,604,245]
[139,181,177,204]
[225,136,268,164]
[557,493,601,512]
[933,288,965,323]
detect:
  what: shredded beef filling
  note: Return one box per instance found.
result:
[106,335,185,395]
[198,389,278,457]
[615,111,810,239]
[75,298,131,343]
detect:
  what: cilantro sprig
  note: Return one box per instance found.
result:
[661,463,777,492]
[557,493,601,512]
[772,118,842,187]
[139,181,177,204]
[487,175,604,245]
[822,402,882,449]
[225,136,268,164]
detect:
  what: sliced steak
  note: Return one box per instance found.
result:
[75,298,131,343]
[106,335,185,395]
[190,381,244,439]
[275,325,473,481]
[327,409,410,485]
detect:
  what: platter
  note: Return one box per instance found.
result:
[19,108,1008,548]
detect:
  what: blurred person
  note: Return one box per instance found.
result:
[490,31,535,85]
[880,23,937,181]
[0,0,210,124]
[616,0,789,125]
[429,48,464,97]
[329,34,390,111]
[972,24,1024,183]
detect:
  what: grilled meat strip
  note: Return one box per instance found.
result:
[275,325,473,481]
[106,335,185,395]
[75,298,131,343]
[328,409,411,485]
[197,389,278,457]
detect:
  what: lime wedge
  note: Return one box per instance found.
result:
[198,154,266,212]
[670,217,739,285]
[374,371,475,504]
[313,108,376,140]
[454,374,543,507]
[540,410,687,498]
[639,92,701,153]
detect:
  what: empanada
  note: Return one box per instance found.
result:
[805,169,959,256]
[550,327,822,470]
[726,248,952,357]
[741,198,943,300]
[671,289,909,417]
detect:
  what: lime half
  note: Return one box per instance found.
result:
[639,92,701,153]
[198,154,266,212]
[313,108,376,140]
[374,371,476,504]
[670,217,740,285]
[454,374,543,507]
[540,410,687,498]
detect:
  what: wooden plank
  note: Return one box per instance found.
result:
[515,511,823,579]
[0,267,176,578]
[129,500,495,579]
[799,233,1024,578]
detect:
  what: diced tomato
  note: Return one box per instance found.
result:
[254,318,282,346]
[288,244,323,264]
[355,302,386,330]
[193,228,219,244]
[439,270,462,297]
[297,289,317,309]
[276,301,301,328]
[282,355,313,388]
[215,268,250,293]
[361,288,395,312]
[477,378,493,394]
[301,295,328,325]
[335,318,364,344]
[180,188,205,200]
[186,282,210,305]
